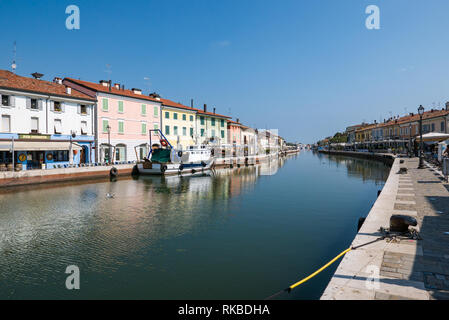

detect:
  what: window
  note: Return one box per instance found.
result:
[221,119,224,127]
[441,121,445,132]
[201,128,205,136]
[102,99,108,111]
[431,123,435,132]
[102,120,109,133]
[54,101,62,112]
[1,95,9,106]
[118,101,124,113]
[174,126,178,135]
[174,113,178,120]
[154,106,158,117]
[190,115,194,122]
[165,112,170,119]
[54,119,62,134]
[1,115,11,132]
[165,125,170,135]
[118,121,124,134]
[183,127,187,136]
[141,104,146,115]
[190,127,194,136]
[200,116,205,125]
[81,121,87,135]
[212,129,216,137]
[141,123,147,135]
[80,105,87,114]
[154,123,159,130]
[182,114,186,121]
[31,99,38,110]
[221,130,225,138]
[211,118,216,126]
[31,117,39,133]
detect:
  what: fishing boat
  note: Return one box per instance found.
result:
[137,129,214,175]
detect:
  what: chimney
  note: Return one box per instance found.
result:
[114,83,120,89]
[121,84,125,90]
[213,107,216,114]
[236,118,240,123]
[66,86,71,95]
[31,72,44,80]
[132,88,142,95]
[203,104,207,112]
[53,77,62,84]
[108,80,112,92]
[191,99,193,108]
[446,102,449,111]
[99,80,109,87]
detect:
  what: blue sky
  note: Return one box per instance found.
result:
[1,0,449,143]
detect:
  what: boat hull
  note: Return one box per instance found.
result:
[137,160,214,175]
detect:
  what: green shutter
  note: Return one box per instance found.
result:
[154,106,158,117]
[221,119,224,127]
[103,120,108,132]
[165,125,170,135]
[201,129,204,136]
[190,128,194,136]
[183,127,186,136]
[141,104,146,115]
[102,99,108,111]
[154,123,159,130]
[142,123,147,134]
[174,113,178,120]
[165,112,170,119]
[190,115,194,121]
[118,101,124,113]
[182,114,186,121]
[118,121,124,133]
[221,130,224,138]
[211,118,216,126]
[174,126,178,135]
[200,116,204,125]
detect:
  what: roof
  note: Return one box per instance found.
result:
[160,98,198,112]
[197,109,231,119]
[0,70,96,102]
[64,77,161,103]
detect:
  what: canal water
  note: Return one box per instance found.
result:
[0,151,390,299]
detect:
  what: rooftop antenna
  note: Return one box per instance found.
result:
[11,41,17,73]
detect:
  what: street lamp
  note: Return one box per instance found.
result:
[107,124,111,164]
[418,105,425,169]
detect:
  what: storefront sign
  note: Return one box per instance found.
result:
[19,134,51,140]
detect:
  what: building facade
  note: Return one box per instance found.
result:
[160,98,197,148]
[196,104,230,146]
[64,78,162,162]
[0,70,96,170]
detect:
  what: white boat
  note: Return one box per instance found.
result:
[137,130,214,175]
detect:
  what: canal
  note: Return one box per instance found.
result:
[0,151,391,299]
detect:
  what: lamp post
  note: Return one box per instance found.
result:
[418,105,425,169]
[107,124,111,164]
[409,121,412,158]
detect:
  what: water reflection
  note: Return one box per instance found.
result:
[315,152,389,185]
[0,152,390,299]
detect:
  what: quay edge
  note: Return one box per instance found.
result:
[320,150,431,300]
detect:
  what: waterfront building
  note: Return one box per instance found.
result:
[0,70,96,170]
[63,78,162,162]
[241,125,258,156]
[345,124,364,143]
[227,119,243,145]
[159,97,197,148]
[196,104,231,146]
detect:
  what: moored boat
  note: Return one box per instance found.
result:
[137,129,214,175]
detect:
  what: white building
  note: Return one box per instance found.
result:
[0,70,96,170]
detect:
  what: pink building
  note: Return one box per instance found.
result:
[64,78,162,162]
[227,119,243,145]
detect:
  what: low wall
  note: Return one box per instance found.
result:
[0,164,134,188]
[318,150,395,165]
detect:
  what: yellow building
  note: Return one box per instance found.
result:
[160,98,197,148]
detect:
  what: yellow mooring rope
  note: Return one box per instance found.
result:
[265,237,385,300]
[288,247,352,292]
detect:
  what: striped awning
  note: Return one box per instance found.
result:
[0,141,82,151]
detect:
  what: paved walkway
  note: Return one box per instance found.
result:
[322,156,449,300]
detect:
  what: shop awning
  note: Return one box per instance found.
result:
[0,141,82,151]
[417,132,449,143]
